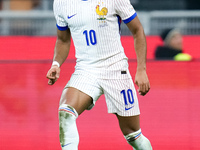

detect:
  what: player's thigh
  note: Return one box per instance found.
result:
[115,114,140,136]
[60,87,93,115]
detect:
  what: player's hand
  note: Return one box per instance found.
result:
[134,70,150,96]
[46,65,61,85]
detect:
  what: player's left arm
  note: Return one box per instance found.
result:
[126,16,150,96]
[46,29,71,85]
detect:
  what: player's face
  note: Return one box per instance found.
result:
[169,33,183,50]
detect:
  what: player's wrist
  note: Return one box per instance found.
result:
[52,61,60,68]
[136,66,146,72]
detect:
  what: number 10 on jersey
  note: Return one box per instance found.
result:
[83,30,97,46]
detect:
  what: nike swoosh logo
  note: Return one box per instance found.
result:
[62,143,72,147]
[125,106,133,111]
[68,14,77,19]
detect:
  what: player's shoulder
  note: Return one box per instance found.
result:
[53,0,65,2]
[114,0,132,8]
[53,0,60,6]
[53,0,67,11]
[114,0,131,3]
[53,0,66,6]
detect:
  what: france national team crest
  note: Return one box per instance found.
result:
[96,2,108,27]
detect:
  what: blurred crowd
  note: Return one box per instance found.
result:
[154,28,192,61]
[0,0,199,59]
[0,0,51,10]
[0,0,40,10]
[0,0,199,11]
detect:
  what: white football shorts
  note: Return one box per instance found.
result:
[65,71,140,116]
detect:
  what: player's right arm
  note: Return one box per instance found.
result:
[46,28,71,85]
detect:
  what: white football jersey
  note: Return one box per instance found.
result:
[53,0,137,79]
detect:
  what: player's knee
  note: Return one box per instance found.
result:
[58,104,79,149]
[58,104,78,131]
[59,104,78,119]
[125,129,152,150]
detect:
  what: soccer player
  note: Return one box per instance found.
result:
[46,0,152,149]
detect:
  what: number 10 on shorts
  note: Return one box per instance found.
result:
[121,89,134,109]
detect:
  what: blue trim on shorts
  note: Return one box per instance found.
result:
[56,24,68,31]
[123,12,137,24]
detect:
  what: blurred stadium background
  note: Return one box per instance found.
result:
[0,0,200,150]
